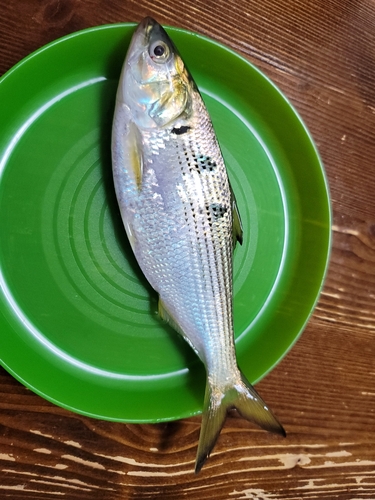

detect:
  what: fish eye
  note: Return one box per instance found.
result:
[154,45,165,57]
[149,41,170,62]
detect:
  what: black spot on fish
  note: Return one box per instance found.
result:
[208,203,228,220]
[171,125,191,135]
[197,155,217,172]
[195,155,217,173]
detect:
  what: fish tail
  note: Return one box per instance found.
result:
[195,371,285,473]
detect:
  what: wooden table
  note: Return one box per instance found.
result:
[1,1,374,498]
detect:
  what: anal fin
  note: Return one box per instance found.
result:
[158,297,201,358]
[158,297,186,338]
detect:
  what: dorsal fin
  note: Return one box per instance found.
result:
[229,181,243,246]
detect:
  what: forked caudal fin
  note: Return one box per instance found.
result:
[195,371,286,473]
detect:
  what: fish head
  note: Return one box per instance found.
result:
[117,17,193,128]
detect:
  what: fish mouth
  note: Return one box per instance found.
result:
[131,17,153,47]
[125,18,155,73]
[135,17,171,49]
[138,16,157,33]
[135,17,158,43]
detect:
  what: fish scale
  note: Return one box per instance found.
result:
[112,16,285,473]
[138,121,233,369]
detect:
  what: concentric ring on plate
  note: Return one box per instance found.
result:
[42,128,153,331]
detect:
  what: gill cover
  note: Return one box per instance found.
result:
[118,17,192,128]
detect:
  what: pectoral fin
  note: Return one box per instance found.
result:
[122,120,143,190]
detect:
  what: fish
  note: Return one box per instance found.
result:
[111,17,285,472]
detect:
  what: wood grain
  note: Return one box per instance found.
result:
[1,0,375,498]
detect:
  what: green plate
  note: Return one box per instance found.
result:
[0,24,331,422]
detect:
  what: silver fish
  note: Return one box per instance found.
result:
[112,17,285,472]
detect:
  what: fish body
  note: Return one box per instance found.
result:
[112,17,285,472]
